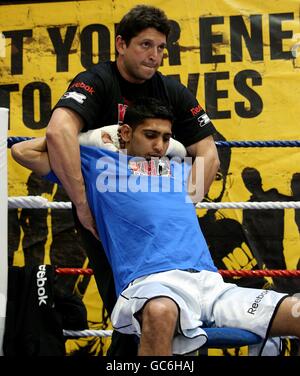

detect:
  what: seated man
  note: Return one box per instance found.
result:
[77,123,187,159]
[11,97,300,356]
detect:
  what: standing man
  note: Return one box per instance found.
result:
[45,5,220,354]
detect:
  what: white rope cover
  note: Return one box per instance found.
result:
[8,196,72,209]
[63,329,113,338]
[7,195,300,210]
[197,201,300,210]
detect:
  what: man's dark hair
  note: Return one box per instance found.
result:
[124,97,174,129]
[116,5,171,44]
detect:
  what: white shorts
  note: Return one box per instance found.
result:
[111,270,288,355]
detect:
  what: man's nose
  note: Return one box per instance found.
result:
[149,46,158,59]
[153,138,164,153]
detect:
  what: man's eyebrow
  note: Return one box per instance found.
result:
[143,129,172,136]
[140,39,167,47]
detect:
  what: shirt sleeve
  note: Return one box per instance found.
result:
[53,70,106,130]
[164,77,216,147]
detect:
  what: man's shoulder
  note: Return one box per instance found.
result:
[154,71,188,99]
[72,61,118,96]
[88,61,115,80]
[155,70,179,84]
[71,62,115,87]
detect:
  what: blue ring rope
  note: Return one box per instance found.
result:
[215,140,300,147]
[6,137,300,149]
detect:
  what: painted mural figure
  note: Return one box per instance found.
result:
[198,133,267,290]
[241,167,293,292]
[19,172,53,265]
[8,209,20,266]
[291,172,300,234]
[50,186,89,295]
[288,172,300,291]
[9,171,90,296]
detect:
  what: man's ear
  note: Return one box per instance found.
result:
[120,124,132,142]
[116,35,126,56]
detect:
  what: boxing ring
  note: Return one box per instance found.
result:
[1,107,300,355]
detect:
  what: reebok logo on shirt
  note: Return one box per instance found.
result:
[69,81,95,94]
[36,264,48,306]
[197,113,210,127]
[190,104,203,116]
[247,290,269,315]
[61,91,86,104]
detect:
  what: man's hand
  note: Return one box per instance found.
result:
[76,201,99,240]
[101,132,113,144]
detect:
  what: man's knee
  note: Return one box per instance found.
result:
[270,296,300,338]
[142,297,178,327]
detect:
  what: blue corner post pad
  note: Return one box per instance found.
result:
[203,327,262,348]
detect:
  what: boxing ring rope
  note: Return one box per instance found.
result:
[7,136,300,148]
[55,267,300,278]
[3,131,300,350]
[6,136,300,214]
[63,329,113,338]
[7,195,300,210]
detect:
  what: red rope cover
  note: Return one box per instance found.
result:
[55,268,300,277]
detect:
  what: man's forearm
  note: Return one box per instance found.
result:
[11,137,51,176]
[186,135,220,202]
[201,145,220,195]
[46,108,87,207]
[46,108,99,239]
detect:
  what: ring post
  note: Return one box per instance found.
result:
[0,108,8,356]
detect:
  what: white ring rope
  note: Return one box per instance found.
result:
[63,329,113,338]
[8,196,72,209]
[7,196,300,210]
[197,201,300,210]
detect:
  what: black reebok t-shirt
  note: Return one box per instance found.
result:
[54,61,215,147]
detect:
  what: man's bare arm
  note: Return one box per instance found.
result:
[186,135,220,202]
[46,107,98,239]
[11,137,50,176]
